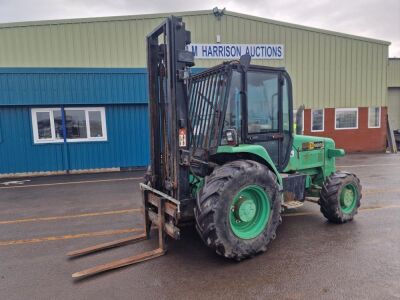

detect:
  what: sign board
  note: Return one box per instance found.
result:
[187,44,284,60]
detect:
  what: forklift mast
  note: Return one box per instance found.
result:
[146,16,194,203]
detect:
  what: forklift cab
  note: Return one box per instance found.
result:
[222,65,293,171]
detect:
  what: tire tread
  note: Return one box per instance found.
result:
[319,171,362,223]
[195,160,281,260]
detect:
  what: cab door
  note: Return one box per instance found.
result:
[244,69,292,171]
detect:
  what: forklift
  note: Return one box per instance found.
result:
[68,16,362,279]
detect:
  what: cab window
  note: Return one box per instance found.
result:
[247,72,279,134]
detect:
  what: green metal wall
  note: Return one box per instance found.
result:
[388,59,400,129]
[388,58,400,88]
[388,88,400,130]
[0,10,389,108]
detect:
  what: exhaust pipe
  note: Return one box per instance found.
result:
[295,105,305,135]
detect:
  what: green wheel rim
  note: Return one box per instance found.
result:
[229,185,271,239]
[339,183,358,214]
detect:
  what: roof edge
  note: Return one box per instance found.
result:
[225,11,391,46]
[0,10,211,28]
[0,9,391,46]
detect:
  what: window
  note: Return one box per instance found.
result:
[247,71,279,134]
[282,77,290,132]
[335,108,358,130]
[311,109,324,132]
[224,71,242,132]
[36,111,53,140]
[31,107,107,144]
[368,107,381,128]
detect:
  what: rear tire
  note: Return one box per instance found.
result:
[195,160,281,260]
[319,171,362,223]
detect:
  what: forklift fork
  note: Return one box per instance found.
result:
[67,184,180,279]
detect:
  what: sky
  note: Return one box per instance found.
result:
[0,0,399,57]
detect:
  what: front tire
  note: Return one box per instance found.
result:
[320,171,362,223]
[195,160,281,260]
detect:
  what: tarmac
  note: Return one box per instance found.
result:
[0,153,399,299]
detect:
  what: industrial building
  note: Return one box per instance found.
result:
[0,9,397,176]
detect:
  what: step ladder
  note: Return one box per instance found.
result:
[67,183,180,279]
[282,200,304,209]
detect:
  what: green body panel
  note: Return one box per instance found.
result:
[216,136,344,187]
[305,175,312,189]
[191,136,344,198]
[327,148,345,158]
[284,135,344,185]
[217,144,282,186]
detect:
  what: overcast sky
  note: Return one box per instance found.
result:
[0,0,399,57]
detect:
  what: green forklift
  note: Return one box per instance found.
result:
[68,16,362,278]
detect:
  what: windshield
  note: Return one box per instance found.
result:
[247,71,279,134]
